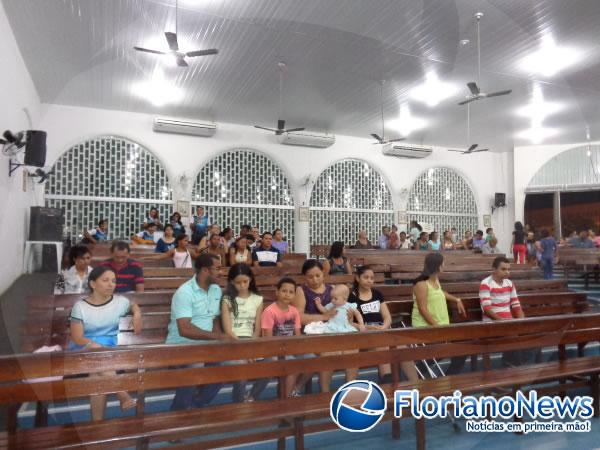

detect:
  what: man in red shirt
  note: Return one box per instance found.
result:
[101,241,144,293]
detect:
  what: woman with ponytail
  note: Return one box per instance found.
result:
[411,253,467,375]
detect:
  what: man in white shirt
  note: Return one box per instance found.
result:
[252,232,282,267]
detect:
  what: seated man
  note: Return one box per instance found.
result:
[569,230,595,248]
[482,237,502,254]
[100,241,144,293]
[378,226,390,249]
[132,223,162,245]
[166,254,230,411]
[472,230,486,250]
[200,232,227,267]
[252,232,282,267]
[82,219,108,244]
[479,256,537,367]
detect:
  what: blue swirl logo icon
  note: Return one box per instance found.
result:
[330,380,387,432]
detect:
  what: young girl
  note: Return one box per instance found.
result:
[261,277,311,397]
[69,266,141,420]
[221,263,266,402]
[229,236,252,266]
[415,232,430,251]
[442,231,455,251]
[152,234,199,268]
[169,212,184,237]
[428,231,441,251]
[154,224,176,253]
[348,265,418,383]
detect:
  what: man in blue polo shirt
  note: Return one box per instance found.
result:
[167,253,232,411]
[100,241,144,293]
[252,232,282,267]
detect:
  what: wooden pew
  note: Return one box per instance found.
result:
[558,247,600,289]
[3,314,600,450]
[19,279,569,353]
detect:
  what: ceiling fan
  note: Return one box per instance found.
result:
[254,62,305,135]
[458,12,512,106]
[448,103,489,154]
[133,0,219,67]
[370,80,405,145]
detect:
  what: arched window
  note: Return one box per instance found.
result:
[527,144,600,191]
[192,149,295,248]
[45,136,172,240]
[310,159,393,246]
[408,167,478,235]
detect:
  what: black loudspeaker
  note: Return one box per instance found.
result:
[23,130,47,167]
[494,193,506,208]
[29,207,63,241]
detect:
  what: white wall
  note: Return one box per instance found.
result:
[39,103,515,253]
[513,141,600,227]
[0,2,42,295]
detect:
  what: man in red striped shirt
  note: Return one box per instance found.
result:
[101,241,145,293]
[480,256,532,367]
[479,256,524,321]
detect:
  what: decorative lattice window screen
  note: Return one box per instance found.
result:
[192,149,295,249]
[45,136,172,240]
[309,159,394,246]
[408,167,478,235]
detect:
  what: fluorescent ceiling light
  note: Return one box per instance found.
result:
[515,84,563,120]
[132,69,184,107]
[518,34,582,77]
[387,104,428,136]
[409,72,458,107]
[516,126,559,144]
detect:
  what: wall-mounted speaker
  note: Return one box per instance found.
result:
[494,192,506,208]
[23,130,47,167]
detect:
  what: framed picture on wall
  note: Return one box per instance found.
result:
[483,214,492,228]
[396,210,408,225]
[298,206,310,222]
[176,200,191,217]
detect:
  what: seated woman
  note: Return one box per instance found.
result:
[292,260,338,392]
[442,231,455,251]
[387,225,400,249]
[69,266,142,420]
[428,231,441,251]
[271,228,289,255]
[169,212,185,238]
[349,265,418,384]
[54,245,93,294]
[414,232,430,250]
[229,236,252,266]
[143,207,162,230]
[154,234,199,268]
[323,241,353,276]
[412,253,467,376]
[155,224,176,253]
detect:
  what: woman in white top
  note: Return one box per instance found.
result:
[150,234,199,268]
[229,236,252,266]
[171,234,199,268]
[54,245,93,294]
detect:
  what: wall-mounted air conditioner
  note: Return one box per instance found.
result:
[277,131,335,148]
[381,143,432,159]
[152,117,217,137]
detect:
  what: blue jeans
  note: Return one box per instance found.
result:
[541,256,554,279]
[170,362,223,411]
